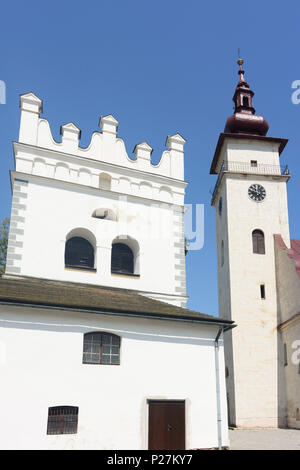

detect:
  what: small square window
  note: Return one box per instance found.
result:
[251,160,258,167]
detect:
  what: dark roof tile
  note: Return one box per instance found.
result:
[0,275,233,327]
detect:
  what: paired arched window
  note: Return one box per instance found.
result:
[65,237,95,269]
[111,243,134,275]
[83,332,120,365]
[252,230,265,254]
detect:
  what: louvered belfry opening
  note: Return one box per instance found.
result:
[111,242,134,274]
[65,236,94,269]
[252,229,265,254]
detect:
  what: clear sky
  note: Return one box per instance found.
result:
[1,0,300,316]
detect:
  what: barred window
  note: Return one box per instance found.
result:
[47,406,78,435]
[65,236,94,269]
[83,332,120,365]
[111,243,134,274]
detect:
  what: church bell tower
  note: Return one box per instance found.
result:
[210,59,290,427]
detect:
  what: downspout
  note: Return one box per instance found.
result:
[215,327,223,450]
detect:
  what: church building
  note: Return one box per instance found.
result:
[211,58,300,429]
[0,91,234,449]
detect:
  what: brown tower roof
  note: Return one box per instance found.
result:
[224,58,269,136]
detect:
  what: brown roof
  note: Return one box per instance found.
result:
[0,275,234,329]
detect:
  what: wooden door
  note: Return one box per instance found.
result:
[148,400,185,450]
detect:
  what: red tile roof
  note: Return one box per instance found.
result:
[274,235,300,277]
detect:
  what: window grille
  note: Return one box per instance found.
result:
[111,243,134,274]
[65,237,94,269]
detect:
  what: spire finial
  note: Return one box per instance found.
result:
[237,51,246,82]
[237,48,243,68]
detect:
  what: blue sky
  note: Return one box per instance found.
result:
[1,1,300,316]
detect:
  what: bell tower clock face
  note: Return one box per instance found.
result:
[248,184,266,202]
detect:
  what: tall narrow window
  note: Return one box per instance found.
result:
[243,96,249,107]
[65,237,94,269]
[111,243,134,274]
[252,230,265,254]
[83,332,120,365]
[260,284,266,299]
[47,406,78,435]
[221,240,224,267]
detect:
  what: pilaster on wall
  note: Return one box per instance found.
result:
[5,178,29,275]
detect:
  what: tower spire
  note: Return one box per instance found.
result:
[224,57,269,136]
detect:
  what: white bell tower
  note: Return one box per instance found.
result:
[5,93,188,308]
[211,59,290,428]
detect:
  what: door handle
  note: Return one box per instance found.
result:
[167,424,172,431]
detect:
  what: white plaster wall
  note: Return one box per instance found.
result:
[0,305,229,450]
[281,320,300,429]
[14,145,186,206]
[227,175,289,427]
[226,139,281,167]
[275,242,300,324]
[15,176,184,302]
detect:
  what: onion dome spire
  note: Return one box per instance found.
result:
[224,57,269,136]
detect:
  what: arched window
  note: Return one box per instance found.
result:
[65,237,94,269]
[47,406,78,435]
[111,243,134,274]
[83,332,120,365]
[252,229,265,254]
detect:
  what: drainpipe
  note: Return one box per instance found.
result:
[214,327,223,450]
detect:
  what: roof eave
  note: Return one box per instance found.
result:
[0,299,236,330]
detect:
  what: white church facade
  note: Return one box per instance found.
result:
[0,91,234,449]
